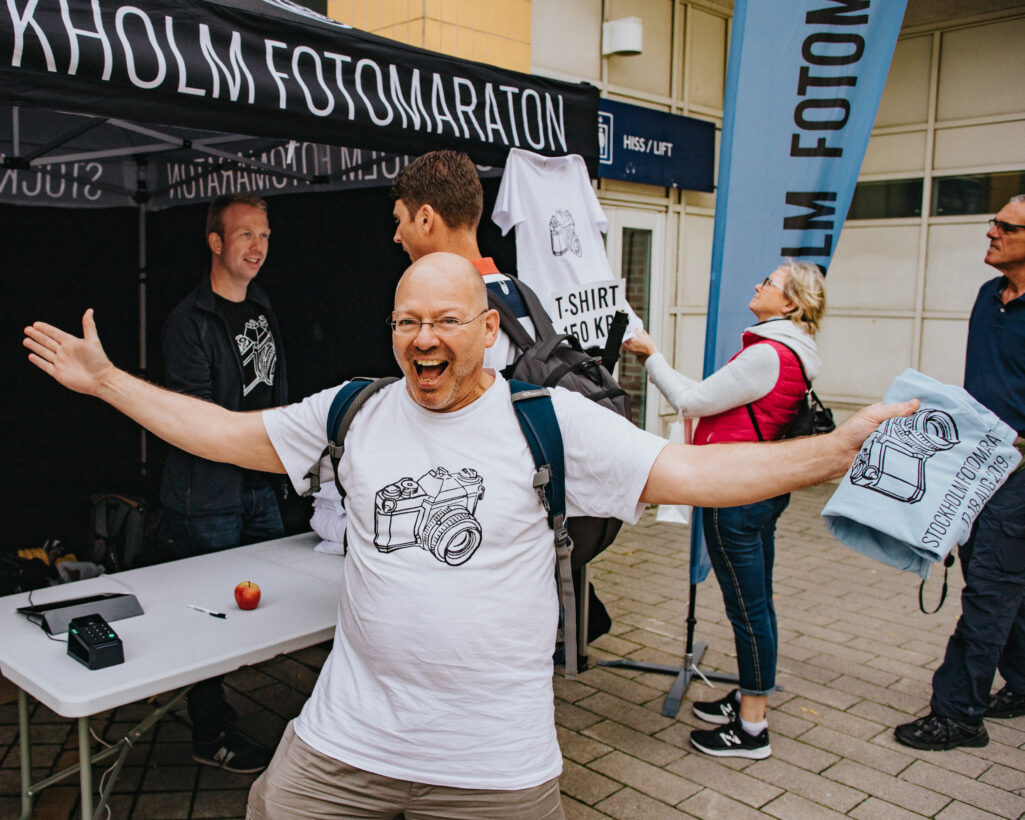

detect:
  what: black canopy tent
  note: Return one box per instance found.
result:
[1,0,599,548]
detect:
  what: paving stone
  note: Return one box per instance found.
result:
[768,733,841,773]
[761,790,851,818]
[824,758,950,816]
[665,755,781,808]
[759,707,816,741]
[556,700,607,732]
[587,750,700,805]
[828,674,929,716]
[190,787,249,818]
[902,759,1025,818]
[554,675,599,705]
[140,763,198,791]
[776,676,863,711]
[131,789,193,818]
[557,726,614,765]
[801,725,915,774]
[257,656,320,695]
[934,802,1008,819]
[30,783,81,819]
[747,756,865,812]
[678,789,771,820]
[848,795,935,820]
[583,720,688,767]
[574,692,676,735]
[594,785,697,819]
[559,758,622,806]
[978,760,1025,792]
[777,696,883,740]
[563,795,613,820]
[848,698,922,727]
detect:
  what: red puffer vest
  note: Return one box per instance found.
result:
[694,334,807,445]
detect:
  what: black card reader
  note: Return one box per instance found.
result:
[67,614,125,670]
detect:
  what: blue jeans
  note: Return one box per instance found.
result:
[702,494,791,696]
[164,484,284,743]
[930,467,1025,723]
[164,483,285,560]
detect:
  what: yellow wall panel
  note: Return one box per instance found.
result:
[424,19,441,51]
[327,0,530,71]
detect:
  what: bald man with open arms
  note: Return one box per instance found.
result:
[25,252,917,820]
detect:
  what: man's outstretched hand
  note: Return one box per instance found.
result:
[23,309,115,396]
[833,398,920,460]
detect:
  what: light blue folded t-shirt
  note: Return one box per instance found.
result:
[822,369,1021,578]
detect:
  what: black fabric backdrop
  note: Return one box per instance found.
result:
[3,179,516,550]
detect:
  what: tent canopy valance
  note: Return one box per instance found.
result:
[0,0,599,208]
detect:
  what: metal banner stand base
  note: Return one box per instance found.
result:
[598,582,738,718]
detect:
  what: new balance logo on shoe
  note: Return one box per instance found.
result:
[690,715,772,759]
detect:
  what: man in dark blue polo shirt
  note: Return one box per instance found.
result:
[896,194,1025,751]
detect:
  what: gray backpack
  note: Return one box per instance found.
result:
[486,275,632,570]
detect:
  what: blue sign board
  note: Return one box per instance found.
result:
[597,98,715,191]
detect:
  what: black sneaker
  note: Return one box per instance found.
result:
[988,685,1025,719]
[192,729,272,774]
[893,713,988,751]
[692,689,739,725]
[690,715,771,759]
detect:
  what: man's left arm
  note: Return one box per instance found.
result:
[640,399,919,508]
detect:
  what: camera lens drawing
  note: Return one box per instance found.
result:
[373,467,486,565]
[850,409,959,504]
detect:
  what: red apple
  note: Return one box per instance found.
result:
[234,581,261,610]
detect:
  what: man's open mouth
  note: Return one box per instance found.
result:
[414,359,449,382]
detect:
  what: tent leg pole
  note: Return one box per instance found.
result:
[137,173,148,479]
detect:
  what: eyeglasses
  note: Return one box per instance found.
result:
[761,276,785,291]
[387,309,488,336]
[989,218,1025,234]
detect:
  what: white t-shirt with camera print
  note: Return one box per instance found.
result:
[263,373,665,789]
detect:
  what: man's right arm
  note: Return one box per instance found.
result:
[24,310,284,473]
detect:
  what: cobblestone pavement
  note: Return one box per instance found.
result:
[3,483,1024,819]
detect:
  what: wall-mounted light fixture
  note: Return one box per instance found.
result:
[602,17,643,57]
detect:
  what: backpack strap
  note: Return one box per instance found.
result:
[744,339,807,441]
[302,377,399,499]
[508,379,579,679]
[501,276,561,345]
[486,280,536,352]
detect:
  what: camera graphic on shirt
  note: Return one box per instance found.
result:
[549,209,582,257]
[373,467,486,566]
[850,410,959,503]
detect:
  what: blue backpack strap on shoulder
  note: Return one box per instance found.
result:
[509,379,579,679]
[302,376,398,498]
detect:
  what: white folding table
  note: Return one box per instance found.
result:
[0,532,343,820]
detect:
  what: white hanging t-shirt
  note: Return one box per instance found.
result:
[492,147,642,336]
[262,374,665,789]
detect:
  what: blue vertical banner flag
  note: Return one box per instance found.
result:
[692,0,907,584]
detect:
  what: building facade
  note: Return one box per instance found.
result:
[329,0,1025,431]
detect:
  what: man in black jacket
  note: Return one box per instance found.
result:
[160,193,286,773]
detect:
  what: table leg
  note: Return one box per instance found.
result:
[78,718,93,820]
[18,689,33,820]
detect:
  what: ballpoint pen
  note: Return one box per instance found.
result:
[188,604,227,619]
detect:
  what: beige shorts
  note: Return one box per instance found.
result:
[247,722,565,820]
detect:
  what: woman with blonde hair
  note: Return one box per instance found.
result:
[624,259,826,760]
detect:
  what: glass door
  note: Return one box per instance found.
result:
[603,206,666,432]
